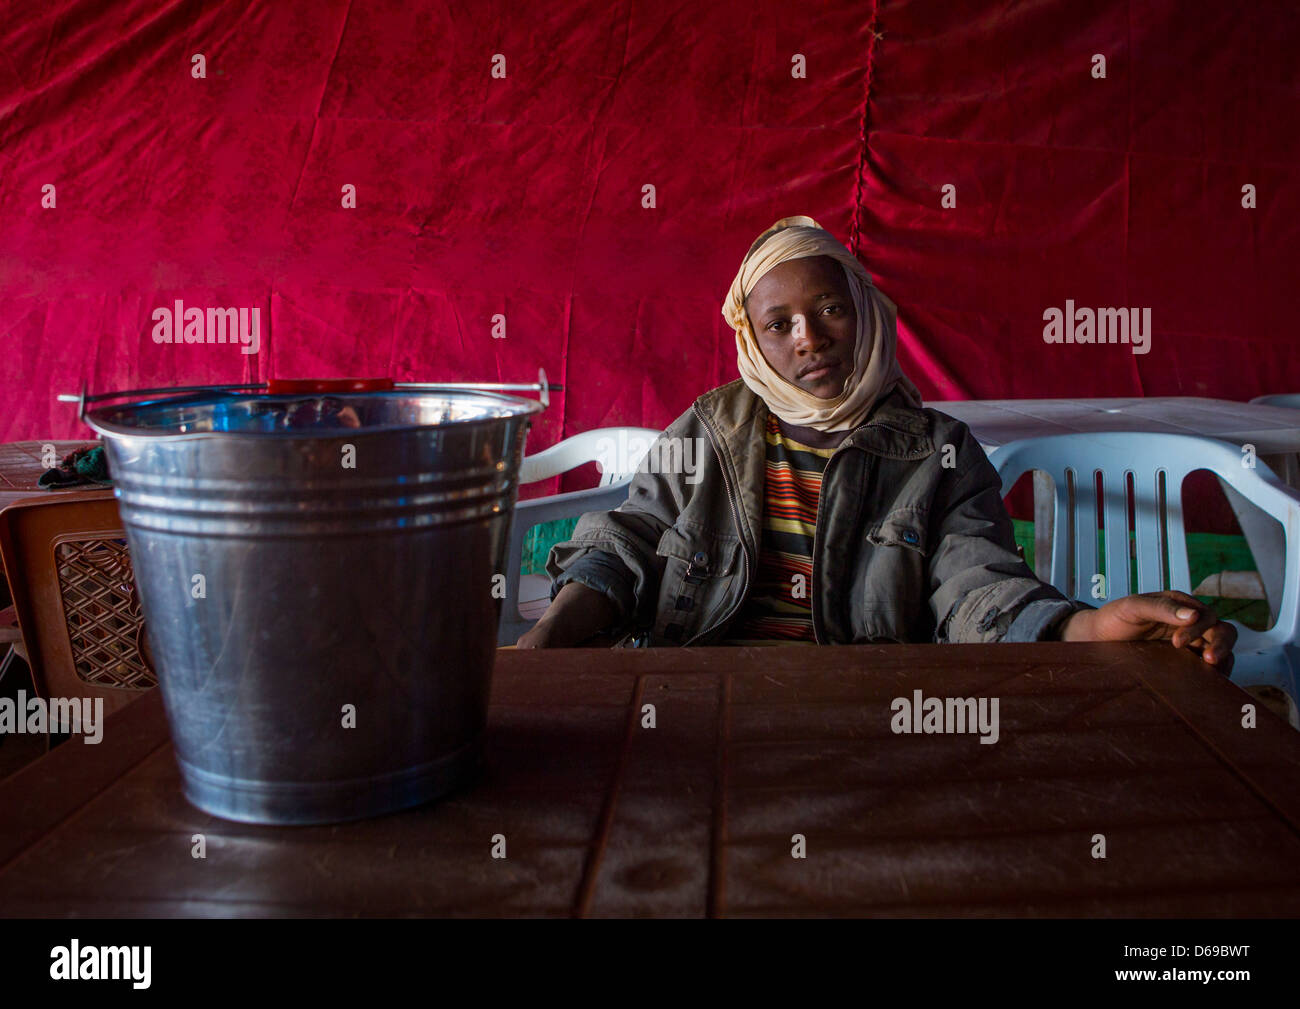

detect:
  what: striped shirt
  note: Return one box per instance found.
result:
[722,414,842,645]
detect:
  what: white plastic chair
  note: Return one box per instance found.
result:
[989,432,1300,724]
[497,427,663,646]
[1245,394,1300,494]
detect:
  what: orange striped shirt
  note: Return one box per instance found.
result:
[722,414,838,644]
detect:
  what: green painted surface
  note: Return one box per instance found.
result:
[1011,519,1270,630]
[522,516,580,574]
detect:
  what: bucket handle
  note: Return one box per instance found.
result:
[58,368,561,421]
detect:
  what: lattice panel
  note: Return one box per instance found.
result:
[55,538,157,690]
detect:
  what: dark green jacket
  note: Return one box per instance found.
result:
[547,379,1091,646]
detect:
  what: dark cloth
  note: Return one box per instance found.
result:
[38,445,111,488]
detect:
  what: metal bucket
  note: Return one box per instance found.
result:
[86,387,543,825]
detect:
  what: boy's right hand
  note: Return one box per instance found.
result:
[515,581,620,649]
[515,622,564,649]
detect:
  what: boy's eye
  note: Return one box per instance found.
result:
[768,305,842,332]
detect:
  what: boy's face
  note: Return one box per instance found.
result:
[744,255,858,399]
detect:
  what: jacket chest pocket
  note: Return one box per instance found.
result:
[866,512,929,554]
[654,525,744,643]
[857,510,930,637]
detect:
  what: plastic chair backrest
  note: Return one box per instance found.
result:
[499,427,664,645]
[518,428,663,487]
[0,492,156,717]
[989,432,1300,653]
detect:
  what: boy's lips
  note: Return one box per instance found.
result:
[800,361,839,381]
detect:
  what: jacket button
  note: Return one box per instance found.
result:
[692,551,709,565]
[903,530,919,544]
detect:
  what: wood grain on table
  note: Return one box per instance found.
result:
[1,642,1297,918]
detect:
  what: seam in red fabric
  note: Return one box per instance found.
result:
[849,0,882,258]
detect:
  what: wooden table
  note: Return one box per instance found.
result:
[2,642,1298,917]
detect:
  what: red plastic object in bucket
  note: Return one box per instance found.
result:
[266,378,396,395]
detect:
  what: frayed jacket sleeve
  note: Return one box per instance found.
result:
[549,549,637,631]
[543,423,696,636]
[927,424,1096,643]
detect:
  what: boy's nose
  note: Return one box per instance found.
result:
[792,314,829,352]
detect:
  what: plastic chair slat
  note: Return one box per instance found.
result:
[1132,469,1165,593]
[1073,470,1100,603]
[1102,469,1131,599]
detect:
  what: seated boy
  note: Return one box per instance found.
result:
[519,216,1236,671]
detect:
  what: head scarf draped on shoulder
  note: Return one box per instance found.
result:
[721,215,922,432]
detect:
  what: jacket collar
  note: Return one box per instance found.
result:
[695,379,935,461]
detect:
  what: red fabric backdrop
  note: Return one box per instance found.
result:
[2,0,1297,499]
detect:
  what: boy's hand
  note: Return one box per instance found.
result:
[515,581,620,649]
[1058,590,1237,673]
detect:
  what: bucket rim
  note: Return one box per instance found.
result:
[84,387,545,441]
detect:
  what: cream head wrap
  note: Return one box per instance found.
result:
[722,216,922,432]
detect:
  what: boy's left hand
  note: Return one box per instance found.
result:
[1058,590,1237,673]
